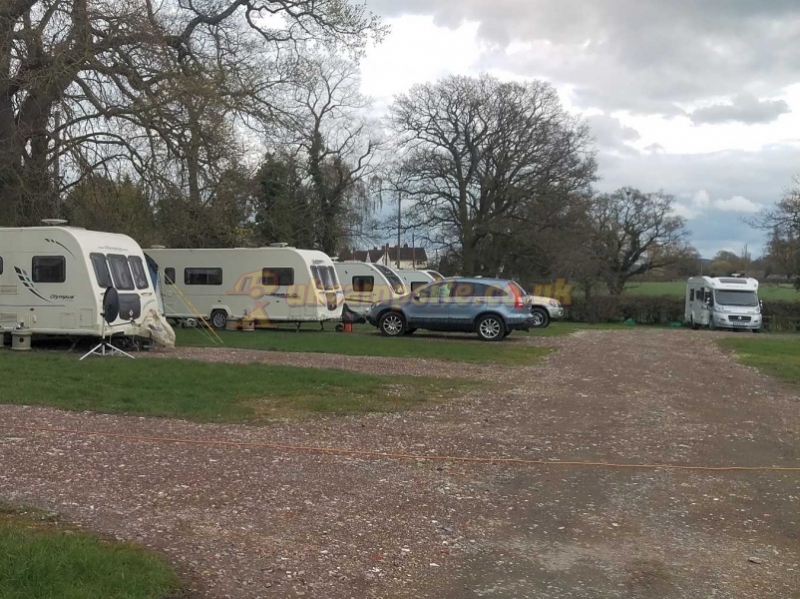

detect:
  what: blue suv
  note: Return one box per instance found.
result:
[366,278,534,341]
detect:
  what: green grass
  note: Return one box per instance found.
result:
[0,352,478,422]
[718,336,800,384]
[625,281,800,301]
[0,503,179,599]
[177,326,551,366]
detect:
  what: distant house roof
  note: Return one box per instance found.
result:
[345,244,428,263]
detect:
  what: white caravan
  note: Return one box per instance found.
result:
[0,226,162,338]
[334,261,407,314]
[147,246,344,328]
[686,276,762,331]
[396,269,435,293]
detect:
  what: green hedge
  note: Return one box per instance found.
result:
[565,295,800,325]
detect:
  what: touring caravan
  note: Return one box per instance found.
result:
[396,269,435,292]
[424,270,444,281]
[334,262,407,314]
[686,276,762,331]
[147,246,344,328]
[0,226,162,339]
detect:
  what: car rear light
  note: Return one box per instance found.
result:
[509,285,523,309]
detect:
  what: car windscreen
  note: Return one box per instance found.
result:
[374,264,403,288]
[714,290,758,307]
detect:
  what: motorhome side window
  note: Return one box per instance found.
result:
[107,254,135,290]
[0,257,3,275]
[185,268,223,286]
[164,268,176,285]
[32,256,66,283]
[128,256,150,290]
[262,268,294,286]
[689,289,695,301]
[90,253,113,288]
[353,276,374,293]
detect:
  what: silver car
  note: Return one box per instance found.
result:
[366,277,535,342]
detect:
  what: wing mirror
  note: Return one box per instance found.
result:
[412,293,421,301]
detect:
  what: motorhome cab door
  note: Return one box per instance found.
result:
[691,286,710,326]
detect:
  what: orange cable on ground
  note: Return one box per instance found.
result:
[2,424,800,473]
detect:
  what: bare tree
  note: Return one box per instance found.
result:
[388,74,596,275]
[0,0,385,226]
[273,52,382,254]
[589,188,691,295]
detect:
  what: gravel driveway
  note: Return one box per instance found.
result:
[1,329,799,598]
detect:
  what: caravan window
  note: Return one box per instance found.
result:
[90,253,113,288]
[0,257,3,275]
[411,281,428,292]
[164,268,176,285]
[128,256,150,290]
[262,268,294,287]
[32,256,66,283]
[107,254,135,290]
[326,266,339,288]
[353,276,374,293]
[185,268,223,286]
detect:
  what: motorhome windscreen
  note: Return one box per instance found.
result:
[107,254,135,290]
[715,290,758,307]
[90,253,113,288]
[128,256,150,290]
[374,265,403,288]
[326,266,340,288]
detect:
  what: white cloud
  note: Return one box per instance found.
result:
[712,195,761,213]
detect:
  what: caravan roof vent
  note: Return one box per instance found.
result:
[151,245,166,249]
[42,219,68,226]
[269,242,290,248]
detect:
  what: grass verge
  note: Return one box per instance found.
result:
[0,502,180,599]
[0,352,479,422]
[718,336,800,384]
[176,326,552,366]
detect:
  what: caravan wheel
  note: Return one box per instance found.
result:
[210,310,228,330]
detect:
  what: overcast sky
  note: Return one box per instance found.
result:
[358,0,800,258]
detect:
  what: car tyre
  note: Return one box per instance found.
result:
[530,307,550,329]
[379,312,406,337]
[476,314,505,342]
[210,310,228,330]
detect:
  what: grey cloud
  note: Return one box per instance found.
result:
[690,93,791,125]
[585,114,640,152]
[594,143,800,255]
[366,0,800,114]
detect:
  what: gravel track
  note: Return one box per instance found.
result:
[2,329,799,598]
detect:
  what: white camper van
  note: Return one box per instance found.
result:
[334,262,407,314]
[147,246,344,328]
[396,269,435,293]
[0,226,161,339]
[686,276,762,331]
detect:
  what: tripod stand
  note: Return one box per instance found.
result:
[80,315,135,361]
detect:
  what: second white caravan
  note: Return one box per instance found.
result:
[334,262,407,314]
[396,269,435,292]
[147,246,344,328]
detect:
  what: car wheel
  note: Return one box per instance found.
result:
[476,315,505,342]
[709,317,717,331]
[210,310,228,330]
[691,317,699,330]
[503,330,512,338]
[530,307,550,329]
[379,312,406,337]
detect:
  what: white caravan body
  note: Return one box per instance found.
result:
[396,269,435,292]
[335,261,407,314]
[685,276,762,331]
[0,226,159,337]
[147,247,344,328]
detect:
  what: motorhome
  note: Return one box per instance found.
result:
[0,226,162,339]
[147,246,344,328]
[686,276,762,331]
[396,269,435,292]
[334,261,407,314]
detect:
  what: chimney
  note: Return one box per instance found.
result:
[403,243,409,248]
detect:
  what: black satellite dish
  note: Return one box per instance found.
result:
[103,287,120,324]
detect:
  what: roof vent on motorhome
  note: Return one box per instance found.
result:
[41,219,68,226]
[269,242,290,248]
